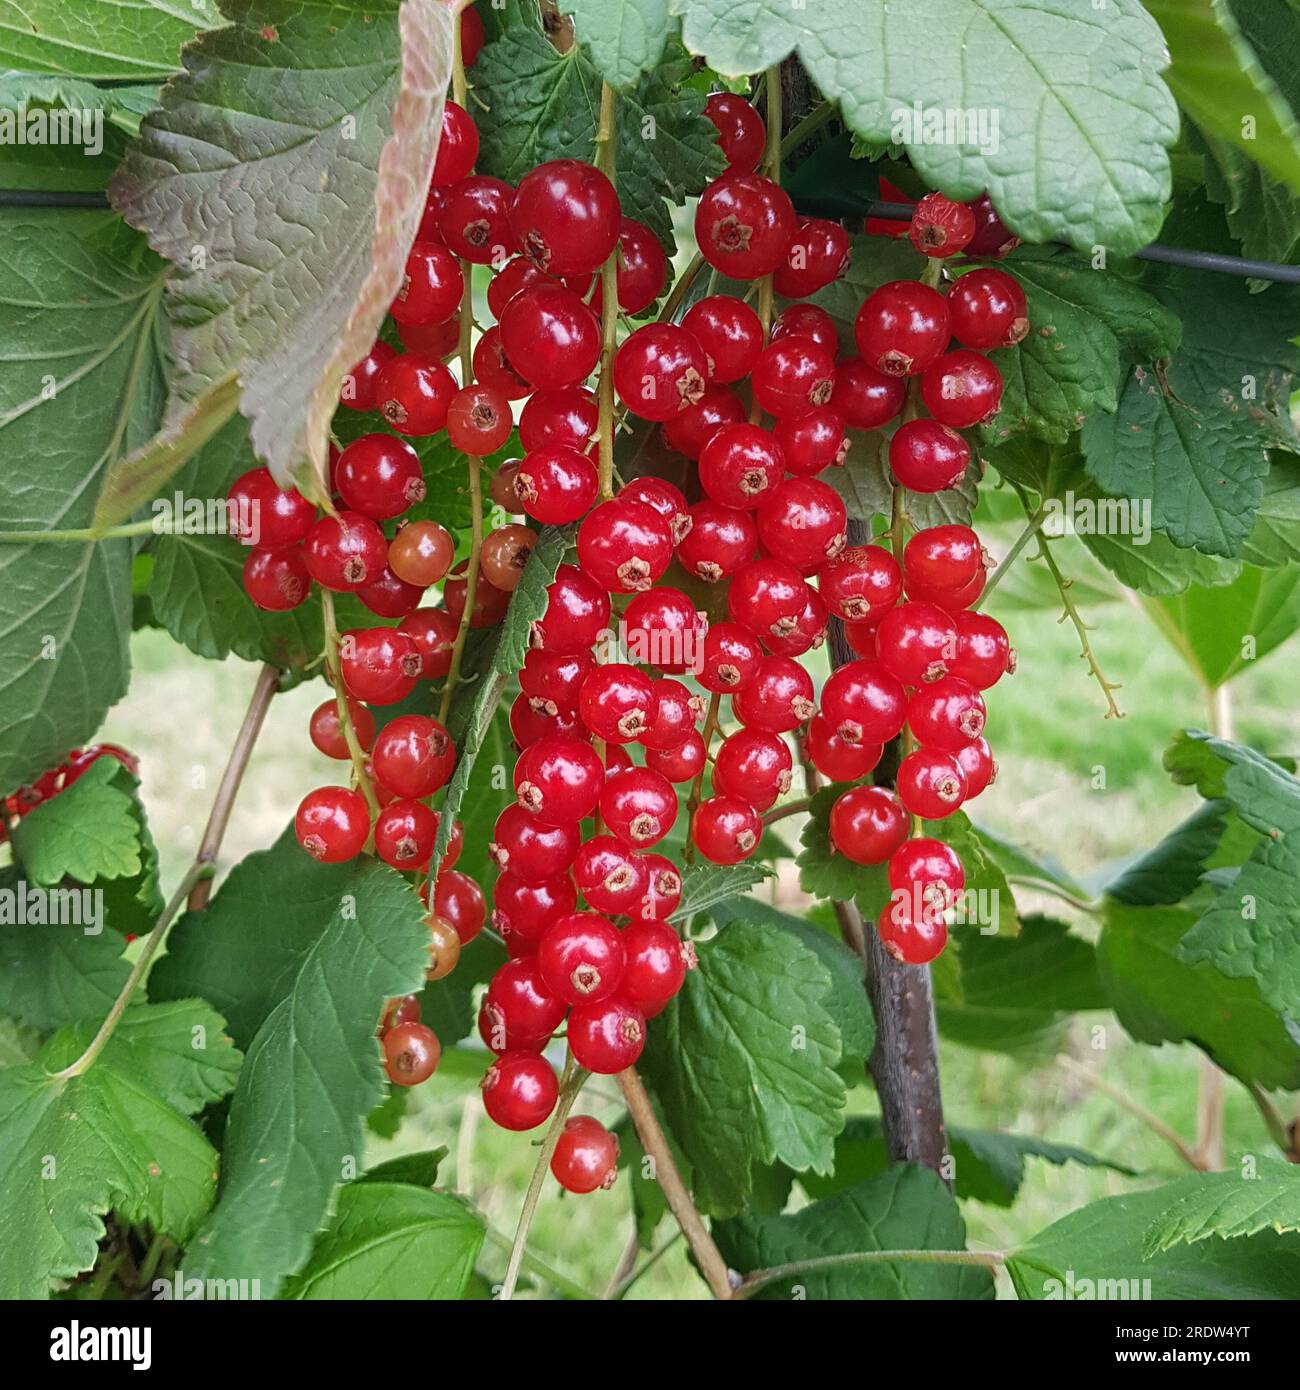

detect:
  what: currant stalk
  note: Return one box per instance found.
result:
[320,589,383,824]
[747,68,782,424]
[594,81,619,503]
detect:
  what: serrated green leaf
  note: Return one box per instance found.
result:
[671,859,772,922]
[282,1182,482,1299]
[0,1017,40,1068]
[360,1147,447,1187]
[796,783,882,903]
[1105,800,1238,907]
[1242,456,1300,567]
[564,0,673,89]
[10,758,142,888]
[1142,1161,1300,1257]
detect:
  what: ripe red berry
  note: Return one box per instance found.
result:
[897,748,967,818]
[950,611,1015,689]
[855,281,951,377]
[578,664,656,743]
[699,621,763,692]
[437,174,515,264]
[830,785,908,865]
[432,100,479,185]
[804,715,882,782]
[473,324,532,398]
[618,478,691,545]
[461,5,485,67]
[491,803,580,881]
[573,836,649,914]
[228,468,317,549]
[909,192,976,258]
[640,678,702,751]
[680,295,764,385]
[763,584,828,659]
[591,218,668,315]
[878,893,948,965]
[772,302,840,358]
[756,478,847,573]
[380,994,422,1037]
[920,350,1004,428]
[488,255,551,319]
[698,423,785,509]
[906,565,986,613]
[844,619,877,659]
[518,386,597,452]
[398,316,459,359]
[694,171,796,278]
[309,698,376,760]
[599,767,678,847]
[493,870,578,949]
[947,267,1029,350]
[486,956,567,1046]
[510,693,586,748]
[820,658,908,746]
[876,601,959,685]
[383,1021,441,1085]
[399,606,458,678]
[704,92,765,172]
[888,419,971,493]
[751,337,837,419]
[773,217,851,297]
[551,1115,620,1193]
[511,158,621,276]
[676,500,756,582]
[691,795,762,864]
[499,283,601,390]
[889,838,965,915]
[965,192,1020,259]
[391,240,464,325]
[907,676,986,752]
[732,655,815,732]
[340,341,397,412]
[713,728,792,811]
[513,734,603,823]
[371,714,455,798]
[295,786,370,863]
[356,565,425,619]
[376,353,457,435]
[646,733,707,783]
[729,556,806,642]
[515,445,599,525]
[533,564,611,653]
[613,323,708,422]
[831,356,908,429]
[374,798,438,869]
[243,547,311,611]
[339,627,423,704]
[482,1051,559,1130]
[774,406,849,476]
[631,855,682,924]
[446,384,512,456]
[576,498,674,593]
[903,524,987,595]
[521,650,595,713]
[569,995,646,1073]
[432,869,486,943]
[335,435,426,519]
[817,544,902,623]
[955,736,996,798]
[444,560,511,629]
[538,911,627,1004]
[620,922,689,1016]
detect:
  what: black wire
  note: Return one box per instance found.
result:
[2,187,1298,284]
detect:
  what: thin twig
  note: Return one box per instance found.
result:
[762,797,812,828]
[1057,1054,1202,1171]
[656,249,706,327]
[594,81,619,502]
[320,589,382,824]
[480,1223,597,1301]
[974,499,1048,609]
[734,1247,1006,1300]
[1246,1083,1295,1159]
[608,1230,683,1299]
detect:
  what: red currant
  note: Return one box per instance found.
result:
[698,423,785,509]
[831,357,907,429]
[371,714,455,798]
[398,316,459,359]
[383,1021,441,1085]
[804,715,882,782]
[432,869,487,943]
[617,478,691,545]
[374,798,438,869]
[712,728,792,811]
[906,566,985,612]
[699,621,763,692]
[955,736,996,798]
[538,910,626,1004]
[437,174,515,264]
[613,323,708,422]
[340,341,397,412]
[242,547,311,611]
[518,386,597,452]
[695,172,795,278]
[676,499,756,582]
[646,733,707,783]
[819,658,907,746]
[620,922,689,1016]
[909,192,975,258]
[309,698,376,760]
[704,92,765,172]
[641,678,702,751]
[598,767,679,848]
[532,564,611,653]
[631,855,682,924]
[399,606,458,678]
[764,585,828,659]
[521,649,595,712]
[756,478,847,574]
[488,255,551,319]
[445,560,511,629]
[432,100,479,185]
[493,870,578,949]
[569,994,647,1074]
[920,350,1004,428]
[335,435,425,519]
[339,627,423,704]
[295,786,370,863]
[573,836,649,914]
[947,267,1028,350]
[965,193,1020,259]
[829,785,908,865]
[729,557,806,642]
[663,386,747,460]
[551,1115,620,1193]
[480,523,537,593]
[578,664,655,743]
[515,445,599,525]
[445,384,512,456]
[774,406,849,476]
[391,240,464,325]
[461,5,485,66]
[514,734,604,821]
[691,795,762,864]
[751,338,837,419]
[772,217,851,297]
[680,295,764,384]
[855,281,951,377]
[473,324,532,398]
[356,566,425,619]
[511,158,621,276]
[510,693,586,748]
[903,524,987,594]
[376,352,457,435]
[897,748,966,818]
[888,419,971,493]
[907,676,986,751]
[878,893,948,965]
[486,957,567,1046]
[380,995,422,1037]
[817,544,902,623]
[228,468,317,549]
[491,803,580,881]
[876,601,958,685]
[591,218,667,315]
[577,498,674,593]
[950,611,1015,689]
[731,655,815,732]
[889,838,965,915]
[772,302,840,358]
[499,283,601,390]
[482,1051,559,1130]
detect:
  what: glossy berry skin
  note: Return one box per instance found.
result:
[295,787,370,863]
[569,995,646,1074]
[804,715,882,782]
[948,267,1029,349]
[950,611,1015,689]
[907,676,986,751]
[594,218,668,315]
[764,585,828,659]
[646,733,707,783]
[888,419,971,493]
[829,785,908,865]
[515,446,599,525]
[446,383,512,456]
[704,92,765,172]
[876,601,959,685]
[371,714,455,798]
[510,694,585,749]
[817,544,902,623]
[399,607,458,679]
[966,192,1020,258]
[676,500,756,583]
[533,564,611,653]
[461,3,485,63]
[340,341,397,412]
[831,357,908,430]
[511,159,620,276]
[573,837,649,914]
[486,957,567,1045]
[482,1051,559,1130]
[751,338,837,419]
[773,217,851,297]
[921,350,1004,428]
[356,566,425,619]
[699,621,763,692]
[712,728,792,812]
[955,736,996,799]
[599,768,678,848]
[383,1022,441,1086]
[552,1115,620,1193]
[680,295,764,384]
[426,911,461,980]
[855,281,951,377]
[499,283,601,390]
[729,557,806,642]
[391,240,463,325]
[820,658,908,746]
[228,468,317,550]
[489,255,551,320]
[437,175,515,264]
[698,423,785,509]
[694,172,796,278]
[618,478,691,545]
[480,524,536,593]
[577,498,674,593]
[491,803,580,881]
[772,302,840,358]
[431,870,486,944]
[243,547,310,611]
[631,855,682,925]
[335,435,425,519]
[889,838,966,915]
[380,995,422,1037]
[614,323,708,422]
[661,379,747,458]
[519,386,597,453]
[432,100,479,185]
[641,678,702,750]
[538,911,626,1004]
[446,557,510,630]
[909,192,976,257]
[878,893,948,965]
[521,650,594,713]
[692,795,762,865]
[473,325,532,399]
[376,353,457,435]
[514,734,603,823]
[309,698,376,760]
[732,655,815,733]
[774,406,849,476]
[398,316,460,360]
[374,798,438,870]
[904,524,986,594]
[339,628,423,705]
[756,478,847,574]
[579,664,657,744]
[897,748,967,818]
[493,870,577,949]
[844,619,878,659]
[620,923,689,1016]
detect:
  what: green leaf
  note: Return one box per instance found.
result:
[673,0,1178,254]
[971,821,1088,900]
[360,1148,447,1187]
[1105,800,1238,907]
[1009,1175,1300,1299]
[671,859,772,923]
[167,835,430,1297]
[1242,456,1300,567]
[107,0,453,498]
[1142,1161,1300,1256]
[640,919,848,1217]
[802,1115,1133,1208]
[0,0,221,81]
[0,1017,40,1068]
[0,215,165,792]
[1097,900,1300,1089]
[564,0,674,89]
[0,1000,241,1298]
[9,758,142,888]
[797,783,879,903]
[282,1183,482,1299]
[714,1164,994,1300]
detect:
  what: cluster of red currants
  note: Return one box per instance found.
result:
[0,743,139,842]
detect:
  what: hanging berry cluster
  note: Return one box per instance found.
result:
[0,743,140,844]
